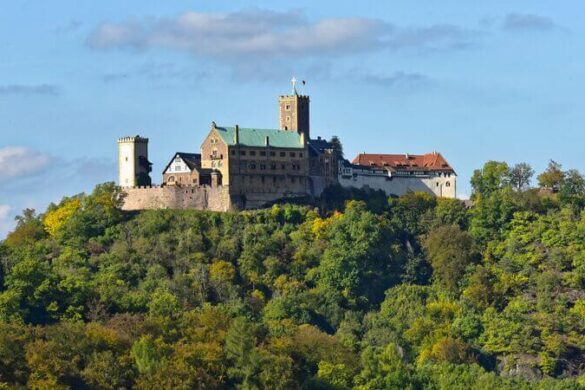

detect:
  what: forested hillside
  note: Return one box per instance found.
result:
[2,161,585,389]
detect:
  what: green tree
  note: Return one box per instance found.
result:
[537,160,564,190]
[510,162,535,191]
[423,225,475,294]
[470,161,511,200]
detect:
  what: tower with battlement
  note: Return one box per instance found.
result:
[279,78,310,140]
[117,135,152,187]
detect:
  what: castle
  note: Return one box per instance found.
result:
[118,80,456,211]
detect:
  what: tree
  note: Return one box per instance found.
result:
[537,160,564,190]
[470,161,511,199]
[423,225,475,294]
[509,163,534,191]
[43,197,82,237]
[329,136,344,159]
[558,169,585,212]
[3,209,46,248]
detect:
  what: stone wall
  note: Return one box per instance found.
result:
[122,185,232,212]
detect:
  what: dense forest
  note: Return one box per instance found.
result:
[2,160,585,389]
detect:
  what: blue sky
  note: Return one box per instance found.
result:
[1,0,584,236]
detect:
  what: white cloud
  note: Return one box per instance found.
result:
[87,9,476,60]
[0,146,52,179]
[0,204,13,239]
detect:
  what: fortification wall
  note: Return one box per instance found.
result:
[122,185,232,212]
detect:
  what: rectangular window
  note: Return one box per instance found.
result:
[299,153,303,157]
[290,152,296,157]
[270,151,276,157]
[270,163,276,170]
[260,164,266,170]
[260,151,266,156]
[280,152,286,157]
[240,151,246,156]
[175,165,181,171]
[250,151,256,156]
[281,163,286,170]
[231,150,236,155]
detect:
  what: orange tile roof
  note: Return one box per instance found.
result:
[351,153,454,172]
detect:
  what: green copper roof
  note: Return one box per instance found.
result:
[215,126,304,149]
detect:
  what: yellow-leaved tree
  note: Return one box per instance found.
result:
[43,197,81,236]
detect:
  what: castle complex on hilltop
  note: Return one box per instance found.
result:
[118,80,456,211]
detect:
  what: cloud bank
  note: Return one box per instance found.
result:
[0,84,60,96]
[0,146,52,179]
[88,9,476,60]
[0,205,12,239]
[503,13,557,32]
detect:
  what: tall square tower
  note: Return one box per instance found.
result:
[118,136,152,187]
[279,88,310,140]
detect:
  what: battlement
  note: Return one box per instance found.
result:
[279,95,310,99]
[118,136,149,143]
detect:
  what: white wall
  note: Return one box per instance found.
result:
[118,142,135,187]
[164,156,191,174]
[338,166,456,198]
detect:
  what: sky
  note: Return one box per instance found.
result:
[1,0,584,237]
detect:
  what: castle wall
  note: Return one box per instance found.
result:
[122,185,232,212]
[339,171,456,198]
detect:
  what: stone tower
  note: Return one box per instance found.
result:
[117,135,152,187]
[279,77,310,140]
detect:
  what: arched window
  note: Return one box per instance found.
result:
[168,176,175,183]
[446,181,451,187]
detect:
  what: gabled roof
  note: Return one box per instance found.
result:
[308,137,332,153]
[352,153,455,173]
[162,152,201,174]
[214,126,304,149]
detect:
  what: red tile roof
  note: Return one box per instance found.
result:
[351,153,454,172]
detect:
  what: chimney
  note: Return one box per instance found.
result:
[235,124,240,144]
[265,136,270,146]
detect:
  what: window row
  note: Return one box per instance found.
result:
[240,161,302,171]
[231,150,303,158]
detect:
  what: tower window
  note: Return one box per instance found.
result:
[285,105,291,110]
[125,157,128,162]
[286,116,291,121]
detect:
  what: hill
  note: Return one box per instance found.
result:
[2,161,585,389]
